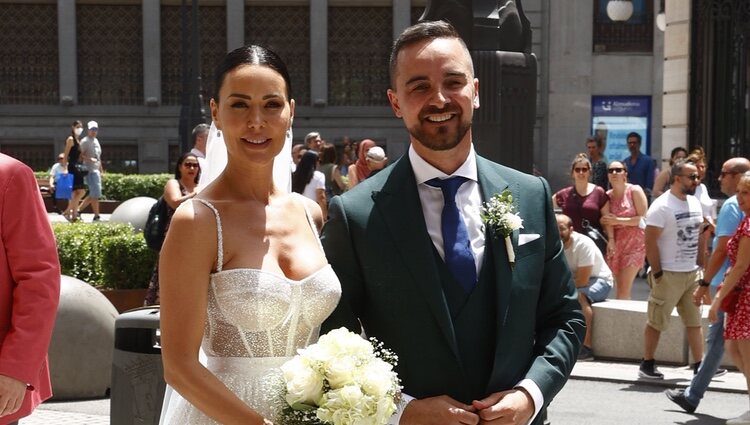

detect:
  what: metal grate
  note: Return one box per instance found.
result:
[690,0,750,196]
[103,145,139,174]
[161,5,227,106]
[0,4,59,104]
[246,6,310,106]
[411,6,426,24]
[328,7,392,106]
[77,4,143,105]
[592,0,653,53]
[0,144,56,172]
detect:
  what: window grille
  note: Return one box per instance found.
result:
[0,144,55,172]
[246,6,310,106]
[593,0,653,53]
[103,145,139,174]
[77,4,143,105]
[329,7,392,106]
[161,5,226,106]
[0,4,59,104]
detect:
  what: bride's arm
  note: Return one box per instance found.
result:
[159,202,270,425]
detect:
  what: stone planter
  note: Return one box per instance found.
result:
[99,288,148,313]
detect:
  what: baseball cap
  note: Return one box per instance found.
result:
[87,121,99,130]
[366,146,386,162]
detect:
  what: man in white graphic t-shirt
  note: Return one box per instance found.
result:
[639,159,705,380]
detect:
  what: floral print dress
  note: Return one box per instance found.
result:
[606,184,646,274]
[724,216,750,340]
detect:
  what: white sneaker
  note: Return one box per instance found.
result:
[727,411,750,425]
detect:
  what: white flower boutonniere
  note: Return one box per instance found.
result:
[481,190,523,269]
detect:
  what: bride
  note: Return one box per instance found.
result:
[158,45,341,424]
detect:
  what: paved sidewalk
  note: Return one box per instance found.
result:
[19,358,745,424]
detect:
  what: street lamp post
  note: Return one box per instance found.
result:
[178,0,207,154]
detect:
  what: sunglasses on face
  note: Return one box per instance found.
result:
[680,173,700,181]
[574,167,590,173]
[608,167,626,174]
[183,162,200,169]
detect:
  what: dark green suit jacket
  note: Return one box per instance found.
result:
[321,154,584,422]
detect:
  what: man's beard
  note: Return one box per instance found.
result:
[408,107,472,151]
[682,185,696,196]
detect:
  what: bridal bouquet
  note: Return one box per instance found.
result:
[279,327,401,425]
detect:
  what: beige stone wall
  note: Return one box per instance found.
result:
[660,0,691,168]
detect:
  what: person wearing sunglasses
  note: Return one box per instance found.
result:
[600,161,648,299]
[639,159,705,380]
[553,153,610,248]
[143,152,200,306]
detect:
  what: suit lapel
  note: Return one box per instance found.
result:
[372,157,461,362]
[476,156,516,366]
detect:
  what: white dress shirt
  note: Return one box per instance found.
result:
[389,145,543,425]
[409,145,485,275]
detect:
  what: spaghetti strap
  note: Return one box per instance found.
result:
[194,199,224,272]
[295,194,326,254]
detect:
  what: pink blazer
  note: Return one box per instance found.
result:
[0,154,60,424]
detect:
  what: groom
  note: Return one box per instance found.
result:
[321,21,584,425]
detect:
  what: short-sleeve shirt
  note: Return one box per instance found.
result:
[694,183,715,220]
[711,196,745,286]
[646,192,703,272]
[302,170,325,202]
[554,186,609,233]
[79,136,102,171]
[564,231,613,284]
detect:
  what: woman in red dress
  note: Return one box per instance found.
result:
[601,160,648,299]
[710,171,750,424]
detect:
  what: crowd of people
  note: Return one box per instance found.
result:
[6,17,750,425]
[558,133,750,423]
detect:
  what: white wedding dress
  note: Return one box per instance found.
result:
[160,198,341,424]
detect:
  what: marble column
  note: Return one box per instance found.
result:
[310,0,328,106]
[142,0,160,106]
[227,0,245,52]
[57,0,77,105]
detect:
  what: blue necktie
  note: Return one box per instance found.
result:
[427,176,477,293]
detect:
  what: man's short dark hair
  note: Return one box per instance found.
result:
[389,20,468,87]
[626,132,641,144]
[671,159,693,184]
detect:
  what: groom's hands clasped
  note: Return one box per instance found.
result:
[400,395,479,425]
[471,389,534,425]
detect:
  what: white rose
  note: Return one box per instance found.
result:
[281,357,325,407]
[502,213,524,231]
[317,328,374,358]
[358,359,394,398]
[317,386,367,424]
[325,355,357,389]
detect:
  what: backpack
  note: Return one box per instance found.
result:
[143,196,169,251]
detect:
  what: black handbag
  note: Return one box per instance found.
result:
[581,219,608,256]
[75,163,89,177]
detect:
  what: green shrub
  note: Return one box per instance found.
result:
[36,172,171,200]
[53,222,156,289]
[101,233,157,289]
[102,173,171,200]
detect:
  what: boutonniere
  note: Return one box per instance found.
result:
[481,190,523,269]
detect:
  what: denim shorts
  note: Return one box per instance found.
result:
[579,276,612,304]
[85,170,102,198]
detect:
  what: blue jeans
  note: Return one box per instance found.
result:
[684,307,724,406]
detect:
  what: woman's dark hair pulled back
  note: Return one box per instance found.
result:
[213,44,292,101]
[292,151,319,194]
